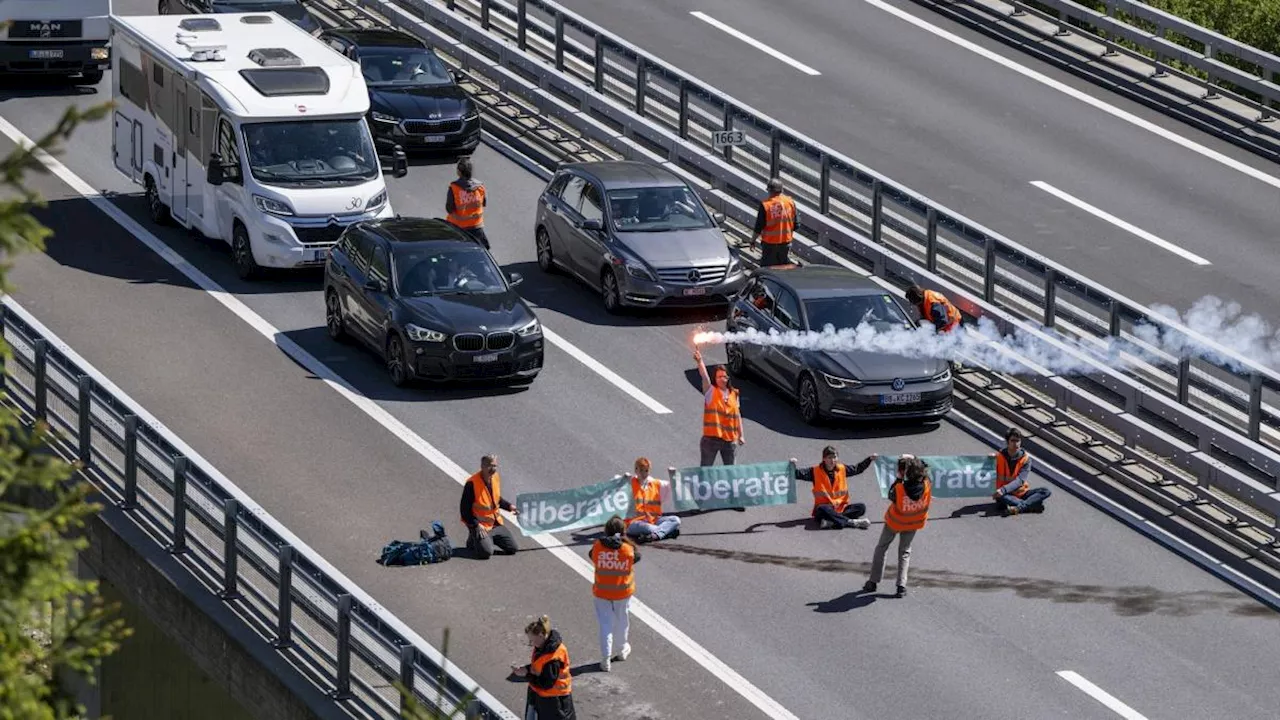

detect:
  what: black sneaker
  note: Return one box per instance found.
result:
[732,507,746,512]
[419,529,430,541]
[895,585,907,597]
[862,581,877,593]
[666,527,680,540]
[1029,504,1046,514]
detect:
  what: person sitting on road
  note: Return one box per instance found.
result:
[992,427,1051,516]
[459,454,520,559]
[625,457,681,543]
[511,615,576,719]
[790,446,875,530]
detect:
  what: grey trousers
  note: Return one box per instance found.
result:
[869,525,917,588]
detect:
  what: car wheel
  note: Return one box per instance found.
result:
[798,374,823,426]
[601,268,623,314]
[325,291,351,344]
[535,227,556,273]
[145,176,170,225]
[386,334,411,387]
[726,342,748,376]
[231,223,261,281]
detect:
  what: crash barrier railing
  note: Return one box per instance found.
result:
[938,0,1280,151]
[330,0,1280,476]
[0,298,516,720]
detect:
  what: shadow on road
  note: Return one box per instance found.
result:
[0,75,100,102]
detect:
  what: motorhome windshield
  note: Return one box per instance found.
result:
[241,118,378,186]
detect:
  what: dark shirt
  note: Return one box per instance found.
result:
[925,301,950,331]
[753,195,800,235]
[459,477,514,529]
[793,456,874,484]
[525,629,568,691]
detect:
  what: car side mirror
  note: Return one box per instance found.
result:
[364,278,385,293]
[712,211,727,226]
[507,272,524,287]
[580,218,603,232]
[206,154,224,186]
[450,69,463,84]
[391,145,408,178]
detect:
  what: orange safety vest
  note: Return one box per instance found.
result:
[590,539,636,601]
[760,194,796,245]
[884,479,931,532]
[460,471,503,531]
[627,476,663,527]
[447,181,485,229]
[921,289,961,332]
[702,388,742,442]
[996,451,1030,498]
[811,464,849,516]
[528,642,572,698]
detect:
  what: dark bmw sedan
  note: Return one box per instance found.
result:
[318,28,481,155]
[725,265,953,423]
[324,218,543,386]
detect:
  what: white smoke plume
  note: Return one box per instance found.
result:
[1132,296,1280,372]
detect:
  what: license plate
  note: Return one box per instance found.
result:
[473,353,499,363]
[683,287,708,296]
[29,49,64,59]
[424,135,446,142]
[880,392,921,405]
[310,249,327,262]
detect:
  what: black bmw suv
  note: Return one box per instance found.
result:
[318,28,481,155]
[324,218,543,385]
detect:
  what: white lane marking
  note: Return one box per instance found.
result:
[543,327,670,413]
[1056,671,1150,720]
[0,116,798,720]
[856,0,1280,192]
[690,11,821,76]
[1030,181,1212,265]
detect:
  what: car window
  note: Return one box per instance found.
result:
[216,118,242,182]
[579,183,603,223]
[395,245,507,296]
[607,186,713,232]
[766,281,801,330]
[369,245,391,285]
[357,46,451,86]
[347,231,374,273]
[545,173,570,198]
[804,293,912,332]
[559,175,586,213]
[746,278,776,314]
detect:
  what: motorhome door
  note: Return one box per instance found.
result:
[112,111,141,183]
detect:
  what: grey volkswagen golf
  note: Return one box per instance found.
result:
[534,161,747,312]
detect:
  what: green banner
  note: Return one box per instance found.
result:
[515,474,633,535]
[872,455,997,498]
[667,461,797,511]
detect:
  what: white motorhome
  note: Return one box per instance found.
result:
[110,12,408,279]
[0,0,112,83]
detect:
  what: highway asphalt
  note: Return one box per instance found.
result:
[2,3,1277,719]
[554,0,1280,327]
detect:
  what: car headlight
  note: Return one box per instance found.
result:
[931,367,952,383]
[253,194,294,216]
[464,108,480,121]
[371,111,399,124]
[516,318,541,338]
[91,47,110,61]
[625,262,655,281]
[727,253,741,273]
[405,324,446,343]
[365,189,388,210]
[822,372,863,389]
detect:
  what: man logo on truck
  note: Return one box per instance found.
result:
[32,22,63,38]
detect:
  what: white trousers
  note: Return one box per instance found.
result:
[593,596,631,658]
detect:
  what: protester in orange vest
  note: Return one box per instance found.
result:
[694,348,745,466]
[905,284,962,333]
[863,456,931,597]
[625,457,681,543]
[790,445,876,530]
[511,615,576,719]
[445,156,489,249]
[458,454,519,559]
[992,427,1051,516]
[749,176,798,267]
[590,516,640,672]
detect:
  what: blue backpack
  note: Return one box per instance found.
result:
[377,522,453,566]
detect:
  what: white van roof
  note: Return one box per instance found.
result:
[109,12,369,119]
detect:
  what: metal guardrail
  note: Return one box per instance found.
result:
[0,298,517,720]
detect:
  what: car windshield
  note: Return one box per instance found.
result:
[395,246,507,296]
[241,119,379,186]
[607,186,713,232]
[804,294,913,332]
[357,46,452,86]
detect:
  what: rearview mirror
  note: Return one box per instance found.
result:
[391,145,408,178]
[580,219,603,232]
[206,154,224,186]
[507,272,524,287]
[450,69,463,84]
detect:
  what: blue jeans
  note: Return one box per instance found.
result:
[626,515,681,540]
[998,487,1052,512]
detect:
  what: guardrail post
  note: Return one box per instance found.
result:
[273,544,295,649]
[170,456,189,555]
[634,58,647,115]
[516,0,527,51]
[769,128,781,178]
[1176,357,1192,404]
[218,499,241,600]
[334,594,353,700]
[121,415,138,509]
[398,644,416,714]
[1043,268,1057,328]
[677,79,689,139]
[721,105,734,162]
[1108,300,1122,337]
[1247,373,1263,442]
[983,237,997,302]
[592,37,605,93]
[818,154,830,215]
[0,305,6,394]
[76,376,92,466]
[33,339,48,421]
[553,12,565,72]
[479,0,490,31]
[870,180,883,246]
[445,0,454,9]
[925,207,938,272]
[465,700,483,719]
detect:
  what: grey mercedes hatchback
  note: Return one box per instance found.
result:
[534,161,747,312]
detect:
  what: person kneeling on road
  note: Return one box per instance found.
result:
[864,456,931,598]
[459,454,519,559]
[791,446,875,530]
[993,427,1051,516]
[625,457,681,543]
[591,516,639,672]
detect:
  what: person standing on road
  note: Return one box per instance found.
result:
[445,156,490,249]
[750,176,797,267]
[459,454,519,559]
[590,516,639,672]
[790,446,876,530]
[993,427,1051,516]
[511,615,576,720]
[905,284,962,334]
[694,348,744,466]
[625,457,681,542]
[864,456,931,598]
